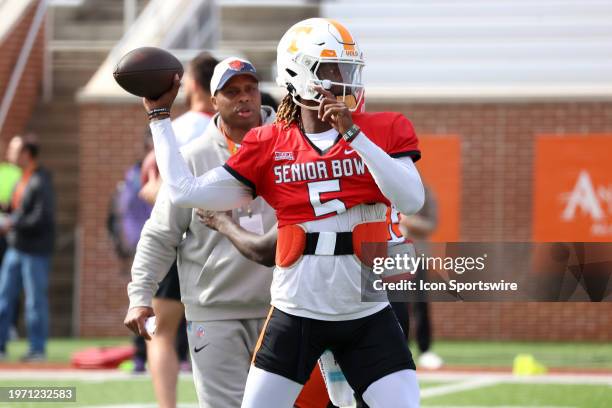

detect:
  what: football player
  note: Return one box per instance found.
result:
[143,18,424,408]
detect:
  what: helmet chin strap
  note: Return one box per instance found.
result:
[288,86,361,112]
[291,92,320,111]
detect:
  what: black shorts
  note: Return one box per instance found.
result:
[154,261,181,301]
[252,306,415,396]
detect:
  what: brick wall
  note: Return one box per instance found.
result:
[368,101,612,341]
[77,100,612,340]
[77,102,187,336]
[0,0,45,145]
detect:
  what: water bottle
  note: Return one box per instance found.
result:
[318,350,355,407]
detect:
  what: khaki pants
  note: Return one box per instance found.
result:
[187,318,265,408]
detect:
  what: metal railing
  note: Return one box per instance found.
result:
[80,0,218,98]
[104,0,216,64]
[123,0,137,34]
[162,0,218,49]
[0,0,48,136]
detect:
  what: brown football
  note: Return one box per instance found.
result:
[113,47,183,99]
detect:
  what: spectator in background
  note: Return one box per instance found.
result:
[0,135,55,362]
[0,142,22,212]
[171,52,218,146]
[0,140,23,341]
[133,52,218,408]
[399,185,444,370]
[107,130,155,262]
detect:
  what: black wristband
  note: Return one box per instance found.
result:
[342,124,361,143]
[147,108,170,118]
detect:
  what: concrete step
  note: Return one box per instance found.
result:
[53,1,121,22]
[53,0,148,22]
[337,17,612,40]
[52,69,97,96]
[220,4,319,42]
[358,39,612,60]
[322,1,612,19]
[52,49,111,70]
[217,42,277,81]
[54,22,124,42]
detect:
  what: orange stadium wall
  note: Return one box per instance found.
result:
[0,0,45,145]
[77,100,612,340]
[369,101,612,341]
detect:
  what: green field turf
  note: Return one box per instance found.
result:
[0,379,445,407]
[0,378,609,407]
[422,383,612,408]
[3,338,612,369]
[0,378,198,407]
[1,338,129,363]
[432,340,612,369]
[1,338,610,407]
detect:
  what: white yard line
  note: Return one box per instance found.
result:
[421,377,500,399]
[423,406,576,408]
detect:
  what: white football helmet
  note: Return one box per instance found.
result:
[276,18,365,111]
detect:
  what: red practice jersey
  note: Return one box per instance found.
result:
[223,112,420,227]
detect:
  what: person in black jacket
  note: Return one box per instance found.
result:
[0,135,55,362]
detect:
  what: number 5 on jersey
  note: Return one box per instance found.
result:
[308,180,347,217]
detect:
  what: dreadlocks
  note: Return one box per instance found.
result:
[275,93,301,129]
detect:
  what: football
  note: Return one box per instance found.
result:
[113,47,183,99]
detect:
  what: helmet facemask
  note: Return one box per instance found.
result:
[288,56,364,112]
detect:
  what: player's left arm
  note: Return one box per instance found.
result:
[317,87,424,215]
[350,132,424,215]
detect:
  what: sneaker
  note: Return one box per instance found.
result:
[418,351,443,370]
[20,351,46,363]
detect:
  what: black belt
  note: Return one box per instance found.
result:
[303,232,354,256]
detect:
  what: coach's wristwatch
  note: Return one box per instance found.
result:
[342,124,361,143]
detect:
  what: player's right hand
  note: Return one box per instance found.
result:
[143,74,180,114]
[124,306,155,340]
